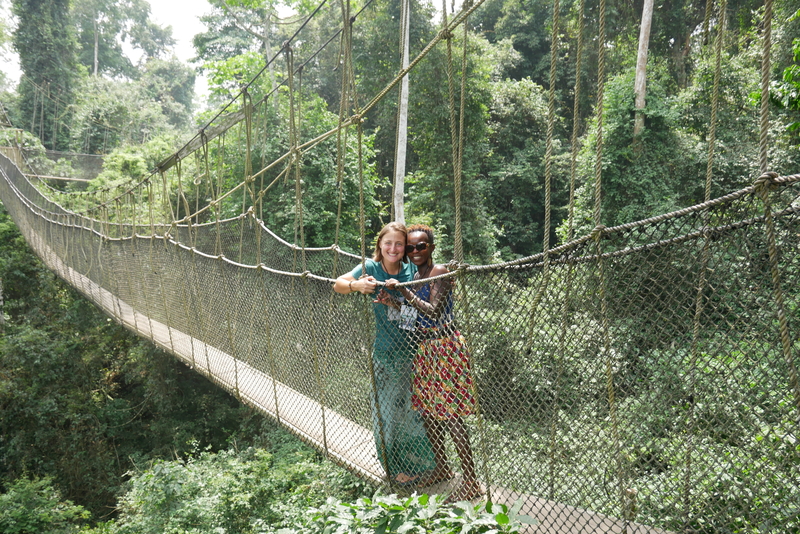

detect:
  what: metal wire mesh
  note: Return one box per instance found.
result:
[2,150,799,533]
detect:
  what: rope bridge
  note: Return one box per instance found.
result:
[2,0,799,530]
[3,147,800,532]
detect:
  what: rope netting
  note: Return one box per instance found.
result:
[1,0,799,531]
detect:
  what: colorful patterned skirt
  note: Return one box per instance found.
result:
[411,326,476,420]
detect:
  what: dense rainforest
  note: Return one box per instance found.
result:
[1,0,800,531]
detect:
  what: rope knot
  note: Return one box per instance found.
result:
[590,224,607,241]
[440,29,454,40]
[351,113,363,124]
[753,171,779,194]
[290,147,303,163]
[245,174,255,184]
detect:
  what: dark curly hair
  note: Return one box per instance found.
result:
[407,224,435,244]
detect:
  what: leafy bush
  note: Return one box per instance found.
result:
[284,493,536,534]
[0,477,89,534]
[106,445,368,534]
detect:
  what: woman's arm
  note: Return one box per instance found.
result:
[398,265,452,319]
[333,273,378,294]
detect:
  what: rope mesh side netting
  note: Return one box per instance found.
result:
[1,0,799,530]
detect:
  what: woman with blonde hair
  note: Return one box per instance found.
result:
[334,222,435,486]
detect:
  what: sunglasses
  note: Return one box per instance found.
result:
[405,242,430,254]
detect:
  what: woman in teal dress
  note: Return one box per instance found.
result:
[334,222,435,485]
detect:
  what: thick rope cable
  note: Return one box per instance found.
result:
[526,0,560,352]
[551,0,584,499]
[758,0,773,173]
[454,13,468,263]
[684,0,725,523]
[755,173,800,419]
[589,0,627,519]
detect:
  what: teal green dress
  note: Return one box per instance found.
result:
[350,259,436,480]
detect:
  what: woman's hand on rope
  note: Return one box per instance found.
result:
[354,275,377,294]
[335,274,377,295]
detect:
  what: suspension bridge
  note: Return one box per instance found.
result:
[2,0,800,530]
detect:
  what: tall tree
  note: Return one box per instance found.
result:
[633,0,654,140]
[393,0,411,223]
[72,0,174,79]
[12,0,78,150]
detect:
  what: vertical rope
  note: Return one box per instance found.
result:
[551,0,583,498]
[441,0,463,262]
[332,0,353,275]
[352,25,392,468]
[215,135,225,256]
[284,42,327,454]
[755,173,800,417]
[758,0,773,173]
[258,265,283,425]
[240,91,255,264]
[527,0,560,346]
[683,1,727,524]
[453,12,469,263]
[590,0,626,520]
[176,161,195,248]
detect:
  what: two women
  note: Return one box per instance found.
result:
[334,222,481,501]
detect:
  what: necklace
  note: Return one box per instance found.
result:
[381,260,399,275]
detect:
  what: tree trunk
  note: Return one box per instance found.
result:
[93,18,99,76]
[393,0,411,224]
[634,0,654,140]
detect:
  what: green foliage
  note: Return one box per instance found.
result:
[71,0,175,78]
[563,66,704,237]
[482,76,567,259]
[88,134,179,190]
[0,203,268,515]
[205,51,268,102]
[0,477,89,534]
[69,76,182,153]
[193,9,256,64]
[12,0,79,150]
[772,29,800,136]
[138,58,196,129]
[102,445,367,534]
[286,493,536,534]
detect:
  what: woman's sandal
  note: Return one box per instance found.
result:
[444,480,483,504]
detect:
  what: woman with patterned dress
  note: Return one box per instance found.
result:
[387,224,482,502]
[333,222,435,486]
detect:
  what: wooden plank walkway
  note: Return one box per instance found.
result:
[21,225,669,534]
